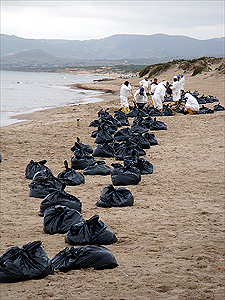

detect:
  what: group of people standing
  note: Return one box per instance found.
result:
[119,73,199,115]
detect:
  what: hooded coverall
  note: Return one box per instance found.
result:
[152,82,166,110]
[184,93,199,114]
[120,83,131,112]
[171,80,180,103]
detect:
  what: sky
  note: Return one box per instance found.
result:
[1,0,224,41]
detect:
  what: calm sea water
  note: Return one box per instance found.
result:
[1,71,107,127]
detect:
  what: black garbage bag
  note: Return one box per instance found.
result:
[51,245,118,271]
[164,96,173,102]
[197,106,214,114]
[133,112,148,128]
[71,152,96,170]
[89,119,100,127]
[65,215,117,246]
[39,190,82,216]
[96,184,134,207]
[144,116,154,129]
[111,163,141,186]
[150,117,167,130]
[25,159,52,179]
[71,138,93,154]
[83,161,111,175]
[134,158,153,174]
[91,129,99,138]
[208,95,219,102]
[0,241,53,283]
[214,103,225,111]
[163,104,174,116]
[114,128,131,142]
[166,84,173,95]
[114,109,130,126]
[130,123,148,134]
[93,143,115,158]
[142,132,158,145]
[148,107,163,117]
[57,160,85,186]
[94,125,114,144]
[43,205,84,235]
[114,140,145,161]
[126,106,138,118]
[29,169,65,198]
[130,133,150,149]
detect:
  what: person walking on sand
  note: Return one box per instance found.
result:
[180,74,185,95]
[139,76,151,95]
[134,87,148,109]
[171,76,180,105]
[184,93,199,114]
[150,78,158,95]
[120,81,131,113]
[152,79,168,111]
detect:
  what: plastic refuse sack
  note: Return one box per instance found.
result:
[29,169,65,198]
[147,107,163,117]
[143,116,154,129]
[43,205,84,235]
[96,184,134,207]
[65,215,117,245]
[124,157,153,175]
[214,103,225,111]
[114,128,131,142]
[25,159,52,179]
[83,160,111,175]
[71,152,96,170]
[114,140,146,161]
[114,109,130,126]
[111,163,141,186]
[150,117,167,130]
[51,245,118,271]
[130,133,150,149]
[39,190,82,216]
[130,123,148,134]
[89,119,100,127]
[197,106,214,114]
[142,132,158,145]
[71,137,93,154]
[94,125,114,144]
[57,160,85,186]
[0,241,53,283]
[163,104,174,116]
[93,143,115,158]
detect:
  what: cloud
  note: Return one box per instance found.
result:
[1,1,224,40]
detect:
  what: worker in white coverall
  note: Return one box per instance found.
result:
[152,79,168,111]
[134,87,148,109]
[120,81,131,113]
[184,93,199,114]
[139,76,151,94]
[171,76,180,105]
[180,74,185,94]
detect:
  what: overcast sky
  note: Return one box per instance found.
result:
[1,0,224,41]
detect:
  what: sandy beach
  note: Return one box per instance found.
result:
[0,63,224,300]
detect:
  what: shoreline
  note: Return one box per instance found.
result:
[1,65,224,300]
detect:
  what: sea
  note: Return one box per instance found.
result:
[1,70,108,127]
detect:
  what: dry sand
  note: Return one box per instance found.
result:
[0,65,224,300]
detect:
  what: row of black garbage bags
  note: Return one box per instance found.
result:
[1,107,160,283]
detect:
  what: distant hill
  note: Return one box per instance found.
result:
[1,33,224,69]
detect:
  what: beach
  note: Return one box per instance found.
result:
[0,65,224,300]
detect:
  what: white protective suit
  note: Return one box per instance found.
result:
[139,78,151,92]
[120,83,131,109]
[184,93,200,112]
[171,80,180,103]
[134,89,148,104]
[180,76,185,91]
[151,82,158,95]
[152,81,167,110]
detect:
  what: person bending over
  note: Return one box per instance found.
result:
[134,87,148,109]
